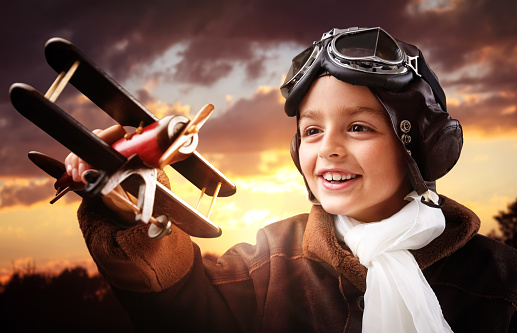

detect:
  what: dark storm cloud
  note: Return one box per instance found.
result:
[0,101,69,176]
[2,0,515,91]
[1,0,516,181]
[402,0,517,69]
[0,0,461,97]
[0,1,221,99]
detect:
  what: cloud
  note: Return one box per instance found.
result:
[201,149,295,178]
[2,0,517,181]
[134,87,191,118]
[0,0,470,99]
[173,36,255,85]
[0,178,55,209]
[197,87,295,154]
[0,103,67,177]
[3,0,516,92]
[448,92,517,136]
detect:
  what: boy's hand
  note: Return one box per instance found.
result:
[64,125,126,183]
[65,124,139,223]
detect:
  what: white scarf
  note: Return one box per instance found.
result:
[334,191,453,333]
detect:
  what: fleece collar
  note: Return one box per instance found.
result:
[302,195,480,292]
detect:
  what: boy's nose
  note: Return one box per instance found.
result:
[318,133,346,159]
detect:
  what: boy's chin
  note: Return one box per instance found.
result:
[319,200,369,221]
[319,201,350,217]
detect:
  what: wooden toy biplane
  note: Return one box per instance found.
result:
[9,38,236,239]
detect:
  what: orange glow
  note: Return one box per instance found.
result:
[2,131,516,280]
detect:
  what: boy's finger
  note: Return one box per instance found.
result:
[78,161,88,179]
[66,153,78,176]
[96,125,126,144]
[64,153,73,174]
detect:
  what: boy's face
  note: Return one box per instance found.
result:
[298,76,412,222]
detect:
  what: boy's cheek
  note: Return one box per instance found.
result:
[298,150,313,179]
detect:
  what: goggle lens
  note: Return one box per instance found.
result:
[281,45,319,97]
[288,46,314,80]
[333,29,402,63]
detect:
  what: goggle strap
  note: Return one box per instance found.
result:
[416,50,447,112]
[407,55,421,77]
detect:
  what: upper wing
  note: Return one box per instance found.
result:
[10,83,126,173]
[45,37,158,127]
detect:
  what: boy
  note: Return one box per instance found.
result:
[68,27,517,332]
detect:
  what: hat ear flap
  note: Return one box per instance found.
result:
[290,133,302,173]
[290,133,320,204]
[423,118,463,180]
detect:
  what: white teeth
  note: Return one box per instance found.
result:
[322,172,357,182]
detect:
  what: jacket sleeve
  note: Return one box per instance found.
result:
[76,171,264,331]
[76,171,195,293]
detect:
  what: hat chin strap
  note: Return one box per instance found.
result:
[423,190,439,204]
[421,190,444,208]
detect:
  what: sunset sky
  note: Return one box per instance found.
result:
[1,0,517,282]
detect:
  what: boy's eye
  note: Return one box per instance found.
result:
[349,124,372,132]
[302,127,321,137]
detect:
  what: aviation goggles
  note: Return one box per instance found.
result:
[280,27,421,108]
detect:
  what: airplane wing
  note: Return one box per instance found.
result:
[45,37,157,127]
[11,83,222,237]
[44,38,235,197]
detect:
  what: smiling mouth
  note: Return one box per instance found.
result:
[321,172,358,183]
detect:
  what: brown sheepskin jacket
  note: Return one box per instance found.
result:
[78,189,517,332]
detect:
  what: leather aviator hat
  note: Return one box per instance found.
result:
[281,27,463,202]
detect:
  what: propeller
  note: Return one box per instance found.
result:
[158,104,214,169]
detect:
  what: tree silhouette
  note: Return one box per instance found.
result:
[0,253,226,332]
[0,266,133,332]
[488,197,517,248]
